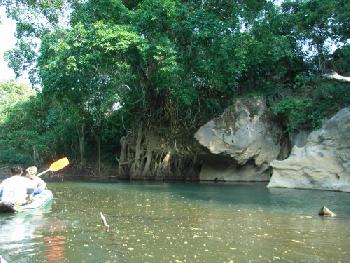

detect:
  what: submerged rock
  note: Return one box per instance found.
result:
[318,206,336,217]
[268,108,350,192]
[195,97,283,181]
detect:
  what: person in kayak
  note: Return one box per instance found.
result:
[0,166,37,205]
[0,166,23,197]
[25,166,47,195]
[0,166,24,196]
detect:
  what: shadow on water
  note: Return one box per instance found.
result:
[59,180,350,217]
[169,182,350,216]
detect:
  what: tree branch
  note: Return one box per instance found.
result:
[324,71,350,83]
[100,212,110,232]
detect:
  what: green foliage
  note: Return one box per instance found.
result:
[0,95,52,164]
[332,45,350,75]
[1,0,350,169]
[274,78,350,131]
[0,81,36,164]
[311,81,350,124]
[0,81,35,121]
[282,0,350,71]
[273,97,313,131]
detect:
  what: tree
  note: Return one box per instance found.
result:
[1,0,350,177]
[0,81,35,122]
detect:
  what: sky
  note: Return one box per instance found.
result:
[0,7,30,85]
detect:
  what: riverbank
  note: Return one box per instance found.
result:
[43,173,198,183]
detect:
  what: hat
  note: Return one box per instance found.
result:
[26,166,37,176]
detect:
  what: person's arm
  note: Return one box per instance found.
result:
[36,177,46,190]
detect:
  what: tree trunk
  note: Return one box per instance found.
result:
[130,124,143,178]
[142,140,152,177]
[33,145,38,163]
[116,126,201,181]
[161,151,171,180]
[77,123,85,171]
[95,134,101,176]
[118,136,128,177]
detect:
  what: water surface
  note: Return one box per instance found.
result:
[1,182,349,262]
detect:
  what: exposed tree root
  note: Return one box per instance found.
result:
[117,125,200,180]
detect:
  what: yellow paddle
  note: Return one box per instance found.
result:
[37,157,70,177]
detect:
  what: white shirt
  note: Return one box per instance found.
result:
[1,176,37,205]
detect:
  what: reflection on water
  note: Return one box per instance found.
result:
[0,182,350,262]
[0,204,67,263]
[44,224,66,262]
[44,235,65,262]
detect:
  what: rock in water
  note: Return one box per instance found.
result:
[268,108,350,192]
[318,206,336,217]
[195,97,283,181]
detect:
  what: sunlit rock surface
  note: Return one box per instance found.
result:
[268,108,350,192]
[195,97,283,181]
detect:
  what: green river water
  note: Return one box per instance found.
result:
[0,181,350,262]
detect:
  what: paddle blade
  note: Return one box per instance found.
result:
[49,157,70,172]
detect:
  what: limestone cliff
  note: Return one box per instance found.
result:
[268,108,350,192]
[195,97,284,181]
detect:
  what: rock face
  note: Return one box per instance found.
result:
[268,108,350,192]
[195,97,283,181]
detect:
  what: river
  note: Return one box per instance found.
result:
[0,182,349,262]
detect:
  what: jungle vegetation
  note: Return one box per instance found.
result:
[0,0,349,176]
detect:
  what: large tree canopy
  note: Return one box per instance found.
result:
[1,0,349,171]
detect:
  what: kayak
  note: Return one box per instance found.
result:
[0,189,53,213]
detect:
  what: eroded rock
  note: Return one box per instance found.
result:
[268,108,350,192]
[195,97,283,181]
